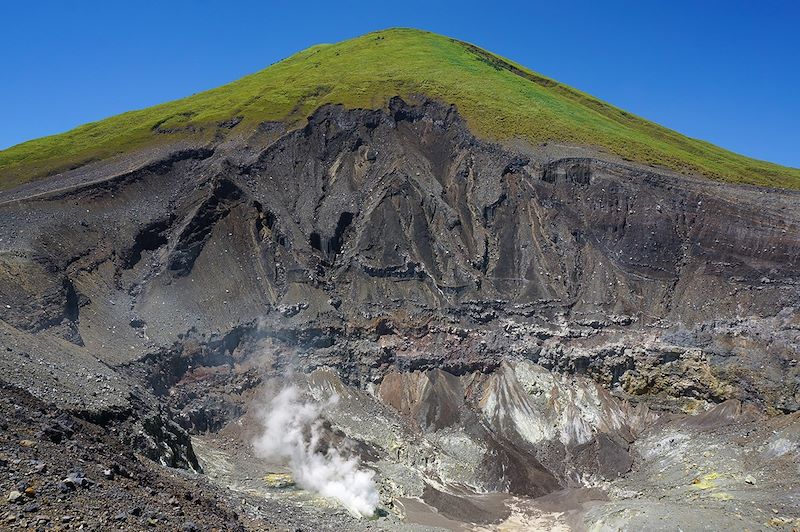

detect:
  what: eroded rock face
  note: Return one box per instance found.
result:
[2,98,797,406]
[0,98,798,529]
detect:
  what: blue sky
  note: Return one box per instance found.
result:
[1,0,798,167]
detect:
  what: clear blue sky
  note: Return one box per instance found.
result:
[2,0,798,167]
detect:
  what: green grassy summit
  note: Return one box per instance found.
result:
[2,28,798,190]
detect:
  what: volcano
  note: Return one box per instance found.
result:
[0,28,798,531]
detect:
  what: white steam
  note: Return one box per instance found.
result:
[253,385,379,517]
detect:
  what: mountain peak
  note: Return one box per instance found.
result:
[1,28,798,190]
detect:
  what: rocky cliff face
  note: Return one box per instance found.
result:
[1,99,799,529]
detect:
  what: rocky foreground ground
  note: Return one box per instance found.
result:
[0,381,245,531]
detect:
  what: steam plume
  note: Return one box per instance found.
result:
[253,385,379,517]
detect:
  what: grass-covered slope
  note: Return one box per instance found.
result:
[2,28,798,190]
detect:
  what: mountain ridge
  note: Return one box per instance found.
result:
[1,27,798,190]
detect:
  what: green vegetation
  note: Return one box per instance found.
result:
[2,28,798,190]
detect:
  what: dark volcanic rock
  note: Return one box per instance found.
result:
[0,98,796,407]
